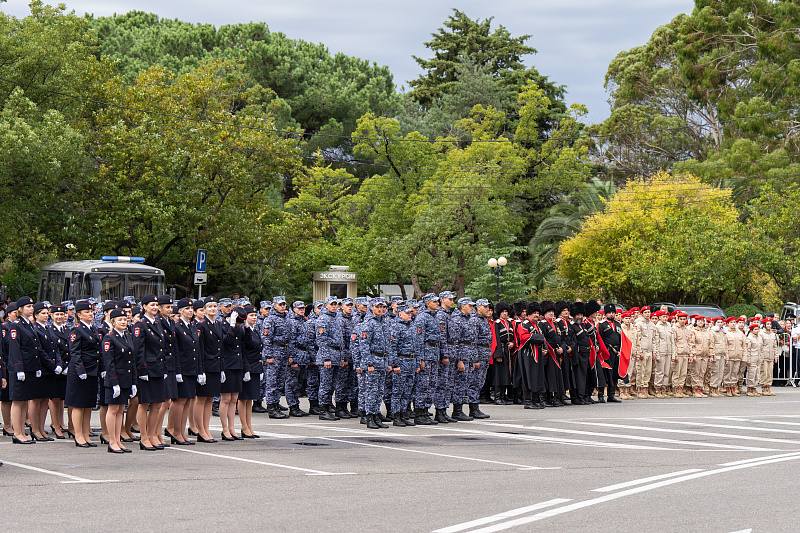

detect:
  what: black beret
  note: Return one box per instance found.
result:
[175,298,192,310]
[6,302,18,314]
[233,307,248,321]
[103,301,118,312]
[16,296,33,307]
[109,309,126,320]
[243,305,257,315]
[51,305,67,314]
[141,294,157,306]
[75,300,92,312]
[33,302,48,314]
[570,301,586,316]
[131,306,141,316]
[203,296,218,305]
[585,300,602,316]
[157,295,173,305]
[192,300,205,311]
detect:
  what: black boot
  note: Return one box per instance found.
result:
[289,405,308,417]
[349,401,360,416]
[366,414,380,429]
[451,404,473,421]
[513,389,524,405]
[531,393,545,409]
[268,404,289,419]
[277,403,289,411]
[318,405,338,421]
[607,389,622,403]
[212,400,219,417]
[374,413,389,429]
[335,402,352,419]
[523,393,535,409]
[252,400,268,413]
[403,409,416,426]
[415,408,434,425]
[443,407,457,423]
[359,410,367,425]
[434,408,449,424]
[328,404,341,420]
[469,403,490,419]
[596,389,606,403]
[393,413,407,427]
[308,401,322,415]
[376,411,391,423]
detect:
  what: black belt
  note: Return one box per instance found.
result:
[274,342,288,348]
[329,346,342,351]
[477,344,490,348]
[397,354,416,358]
[462,342,475,347]
[371,352,387,357]
[425,341,439,348]
[447,341,456,345]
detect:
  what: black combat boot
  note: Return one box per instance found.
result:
[403,409,416,426]
[523,392,534,409]
[443,407,457,423]
[335,402,352,419]
[414,408,434,425]
[359,410,367,425]
[393,413,407,427]
[308,400,322,415]
[434,408,449,424]
[596,388,606,403]
[376,410,391,423]
[366,414,380,429]
[469,403,490,419]
[451,404,473,422]
[252,400,268,413]
[268,404,289,419]
[349,401,360,417]
[318,405,338,421]
[289,405,308,417]
[212,400,220,417]
[374,414,389,429]
[277,403,288,412]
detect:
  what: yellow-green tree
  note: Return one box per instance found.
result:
[558,171,754,305]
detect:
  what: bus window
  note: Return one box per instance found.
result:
[84,273,124,301]
[127,274,163,301]
[47,271,65,303]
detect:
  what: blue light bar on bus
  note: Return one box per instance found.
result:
[101,256,146,263]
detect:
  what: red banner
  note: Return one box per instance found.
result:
[618,330,632,377]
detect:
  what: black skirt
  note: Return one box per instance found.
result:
[138,376,166,404]
[196,371,221,398]
[220,369,243,394]
[65,370,99,408]
[0,379,10,402]
[97,374,108,406]
[164,371,178,400]
[105,386,132,405]
[239,373,262,401]
[36,373,57,399]
[176,377,196,399]
[10,371,38,401]
[55,375,67,400]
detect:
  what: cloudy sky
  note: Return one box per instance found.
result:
[2,0,695,124]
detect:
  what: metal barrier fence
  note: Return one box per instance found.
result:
[774,332,797,386]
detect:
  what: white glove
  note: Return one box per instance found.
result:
[101,371,106,378]
[16,372,25,382]
[35,370,42,378]
[61,366,69,375]
[220,371,226,383]
[130,384,137,398]
[54,365,62,374]
[79,373,87,380]
[228,314,237,327]
[197,373,206,385]
[139,374,149,381]
[163,374,168,380]
[243,371,251,382]
[176,373,183,383]
[112,384,121,398]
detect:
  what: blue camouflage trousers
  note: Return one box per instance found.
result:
[383,369,392,407]
[265,354,289,405]
[391,358,417,414]
[285,364,303,407]
[467,360,489,404]
[305,364,320,403]
[365,365,387,415]
[451,355,471,405]
[413,359,438,409]
[357,371,366,411]
[317,360,338,406]
[334,362,354,405]
[435,360,455,409]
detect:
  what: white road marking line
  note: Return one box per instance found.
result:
[719,451,800,466]
[470,421,772,451]
[430,425,678,451]
[316,437,555,470]
[274,422,409,437]
[713,416,800,427]
[208,424,298,439]
[461,452,800,533]
[2,460,117,483]
[167,446,355,476]
[590,469,704,492]
[728,529,752,533]
[559,420,800,447]
[431,499,572,533]
[639,417,800,435]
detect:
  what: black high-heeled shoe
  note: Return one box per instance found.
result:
[87,441,97,447]
[221,433,235,441]
[241,432,257,439]
[164,428,174,439]
[139,442,157,451]
[232,434,244,440]
[130,427,140,433]
[3,428,14,437]
[187,428,198,436]
[88,430,97,437]
[64,428,74,439]
[74,439,89,448]
[107,445,125,454]
[50,425,66,439]
[196,435,217,443]
[100,435,109,444]
[170,436,195,445]
[121,435,140,442]
[32,433,54,442]
[121,447,132,453]
[13,435,35,444]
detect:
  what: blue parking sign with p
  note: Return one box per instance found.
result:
[196,249,207,273]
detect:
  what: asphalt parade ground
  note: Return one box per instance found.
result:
[3,390,800,532]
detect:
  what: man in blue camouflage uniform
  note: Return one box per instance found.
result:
[413,293,441,425]
[316,296,344,421]
[334,298,356,419]
[449,297,475,421]
[386,296,402,323]
[360,297,391,429]
[382,296,403,416]
[303,301,324,415]
[390,303,421,426]
[467,299,492,419]
[253,300,272,413]
[351,297,369,423]
[434,291,457,423]
[262,296,291,419]
[286,301,310,417]
[255,301,272,334]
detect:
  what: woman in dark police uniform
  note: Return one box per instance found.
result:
[47,304,71,438]
[133,294,167,451]
[195,297,221,443]
[238,305,263,438]
[8,297,41,444]
[168,298,199,445]
[101,308,136,453]
[32,302,61,441]
[66,300,102,447]
[220,307,244,440]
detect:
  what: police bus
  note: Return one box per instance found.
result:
[37,256,165,303]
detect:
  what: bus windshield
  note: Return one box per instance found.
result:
[127,274,162,301]
[84,273,124,301]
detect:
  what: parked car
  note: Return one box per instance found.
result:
[781,302,800,320]
[677,304,726,319]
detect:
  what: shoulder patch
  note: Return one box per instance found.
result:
[104,341,110,352]
[263,328,268,336]
[10,329,17,340]
[362,331,368,339]
[351,333,357,341]
[417,327,422,334]
[318,327,324,334]
[440,323,445,331]
[70,332,76,342]
[2,329,5,337]
[134,326,141,337]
